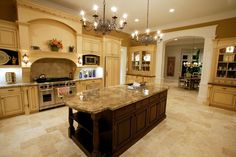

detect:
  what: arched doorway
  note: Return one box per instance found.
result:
[155,26,217,103]
[164,36,204,89]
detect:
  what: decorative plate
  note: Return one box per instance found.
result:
[0,50,11,65]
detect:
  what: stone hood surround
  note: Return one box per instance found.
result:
[65,84,168,114]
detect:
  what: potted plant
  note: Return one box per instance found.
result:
[48,39,63,51]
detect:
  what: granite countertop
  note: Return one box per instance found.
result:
[0,82,39,88]
[65,84,168,114]
[0,77,103,88]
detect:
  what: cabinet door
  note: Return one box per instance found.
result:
[134,107,148,137]
[104,39,121,56]
[0,25,18,49]
[28,86,39,112]
[83,37,101,55]
[1,94,23,116]
[149,102,158,124]
[86,80,102,90]
[211,89,235,109]
[113,115,133,151]
[105,56,120,87]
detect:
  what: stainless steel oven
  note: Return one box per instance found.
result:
[39,87,55,110]
[38,79,77,110]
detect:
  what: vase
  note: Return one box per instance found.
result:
[51,46,59,52]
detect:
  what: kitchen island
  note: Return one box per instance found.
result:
[66,84,168,157]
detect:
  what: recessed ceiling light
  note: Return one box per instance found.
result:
[134,19,139,22]
[169,8,175,13]
[174,38,178,41]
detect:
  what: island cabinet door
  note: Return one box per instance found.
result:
[149,94,160,124]
[134,108,149,137]
[133,100,149,138]
[113,114,134,151]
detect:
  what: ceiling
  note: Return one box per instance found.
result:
[34,0,236,33]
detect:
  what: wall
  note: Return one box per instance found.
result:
[0,68,22,84]
[164,44,203,80]
[29,19,76,52]
[30,58,76,81]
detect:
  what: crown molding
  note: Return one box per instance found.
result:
[17,0,80,22]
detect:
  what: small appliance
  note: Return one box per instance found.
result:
[5,72,16,84]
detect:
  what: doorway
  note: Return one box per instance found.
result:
[164,37,204,90]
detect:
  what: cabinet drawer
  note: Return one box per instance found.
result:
[136,98,149,109]
[213,86,236,93]
[0,87,21,94]
[115,104,135,119]
[160,91,167,98]
[150,94,160,103]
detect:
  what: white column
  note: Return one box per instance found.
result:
[155,41,165,84]
[197,37,214,104]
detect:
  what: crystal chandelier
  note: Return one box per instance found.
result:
[80,0,128,35]
[131,0,163,45]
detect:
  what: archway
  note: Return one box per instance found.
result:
[155,26,217,103]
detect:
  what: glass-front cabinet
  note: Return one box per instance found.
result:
[128,45,156,76]
[216,46,236,79]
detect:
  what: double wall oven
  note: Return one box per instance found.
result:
[37,77,76,110]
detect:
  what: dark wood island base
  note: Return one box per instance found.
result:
[68,89,167,157]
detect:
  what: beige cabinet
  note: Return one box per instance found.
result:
[105,56,120,87]
[128,45,156,76]
[22,86,39,114]
[210,85,236,110]
[0,87,23,118]
[82,35,102,55]
[76,79,103,92]
[126,75,155,84]
[0,20,18,49]
[212,38,236,85]
[103,37,121,56]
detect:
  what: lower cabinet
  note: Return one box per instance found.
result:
[126,74,155,84]
[0,87,24,118]
[76,79,103,92]
[210,85,236,111]
[22,86,39,113]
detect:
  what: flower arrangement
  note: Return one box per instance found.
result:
[48,38,63,51]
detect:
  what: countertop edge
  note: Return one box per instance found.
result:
[208,82,236,88]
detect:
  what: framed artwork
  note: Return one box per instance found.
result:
[0,48,19,65]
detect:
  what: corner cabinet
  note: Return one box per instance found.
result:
[128,45,156,76]
[209,38,236,111]
[0,87,24,118]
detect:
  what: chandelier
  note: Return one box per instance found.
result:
[131,0,163,45]
[79,0,128,35]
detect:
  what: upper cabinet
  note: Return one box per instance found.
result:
[82,35,102,56]
[128,45,156,76]
[213,38,236,85]
[103,37,121,57]
[0,20,18,50]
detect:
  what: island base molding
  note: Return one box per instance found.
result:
[68,90,167,157]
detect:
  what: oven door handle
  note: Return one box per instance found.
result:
[40,89,53,92]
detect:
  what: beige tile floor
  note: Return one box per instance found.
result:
[0,85,236,157]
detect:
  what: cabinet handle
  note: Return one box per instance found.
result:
[221,88,227,90]
[7,89,14,91]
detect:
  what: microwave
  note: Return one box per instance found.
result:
[82,55,100,65]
